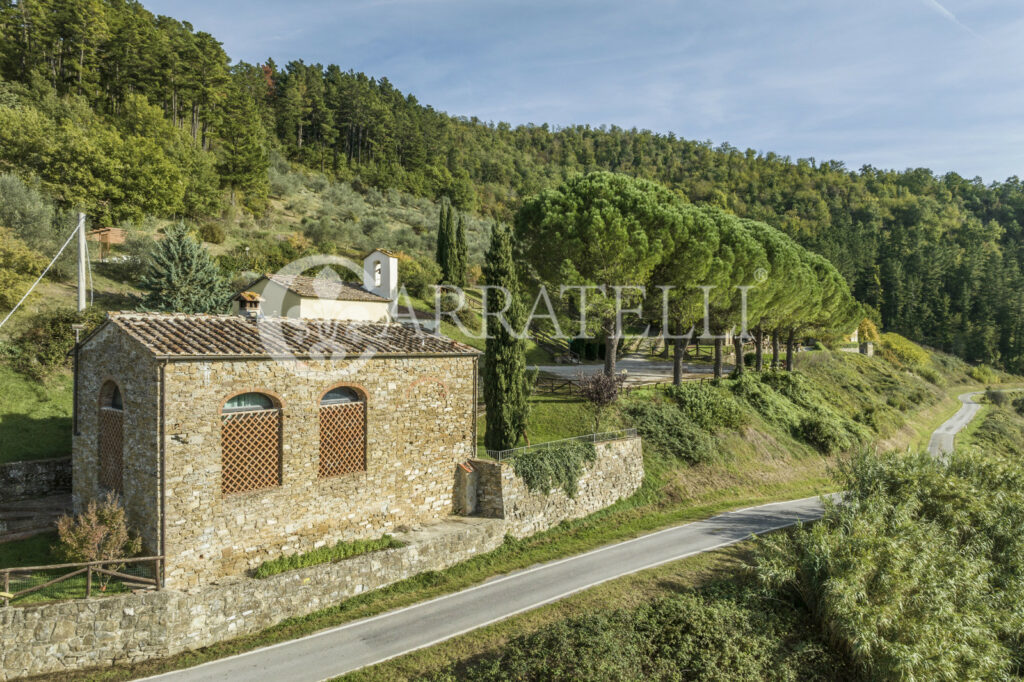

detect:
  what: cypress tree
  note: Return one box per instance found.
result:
[483,223,528,451]
[140,223,230,313]
[443,203,458,284]
[435,200,450,283]
[454,213,467,287]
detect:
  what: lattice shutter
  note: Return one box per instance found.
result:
[221,409,282,494]
[98,407,124,494]
[319,402,366,478]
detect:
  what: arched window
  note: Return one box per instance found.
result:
[373,261,382,287]
[98,381,124,495]
[319,386,366,478]
[220,392,282,495]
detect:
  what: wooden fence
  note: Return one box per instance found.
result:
[1,556,163,606]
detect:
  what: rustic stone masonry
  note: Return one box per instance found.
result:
[0,517,505,681]
[0,436,644,680]
[159,354,476,588]
[469,437,644,537]
[72,323,162,553]
[72,315,479,589]
[0,458,71,503]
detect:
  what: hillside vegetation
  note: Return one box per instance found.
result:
[338,343,1006,681]
[2,1,1024,372]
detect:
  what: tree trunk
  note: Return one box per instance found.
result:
[786,330,796,371]
[772,330,780,369]
[673,335,684,385]
[604,331,617,377]
[755,328,764,372]
[713,337,723,379]
[733,335,745,377]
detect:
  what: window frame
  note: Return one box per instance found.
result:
[219,390,284,496]
[317,383,368,479]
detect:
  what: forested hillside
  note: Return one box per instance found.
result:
[2,0,1023,370]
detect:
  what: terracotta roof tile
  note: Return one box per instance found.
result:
[262,273,388,302]
[105,313,478,358]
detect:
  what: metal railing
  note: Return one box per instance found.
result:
[1,556,163,606]
[486,428,638,462]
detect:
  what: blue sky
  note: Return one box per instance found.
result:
[147,0,1024,181]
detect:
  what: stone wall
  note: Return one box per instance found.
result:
[0,458,70,503]
[467,436,644,537]
[0,437,644,680]
[0,517,504,681]
[160,354,478,588]
[72,324,162,552]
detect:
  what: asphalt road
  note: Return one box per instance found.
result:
[146,388,995,682]
[927,391,982,457]
[144,496,830,682]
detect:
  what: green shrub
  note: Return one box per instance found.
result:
[727,374,800,431]
[398,253,442,299]
[254,534,404,578]
[667,381,745,430]
[915,366,941,385]
[879,332,929,368]
[756,448,1024,680]
[508,440,597,498]
[197,222,226,244]
[446,582,841,681]
[796,411,850,454]
[985,388,1009,407]
[7,307,105,378]
[969,364,998,384]
[625,401,717,465]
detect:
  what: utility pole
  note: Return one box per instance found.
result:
[77,212,87,312]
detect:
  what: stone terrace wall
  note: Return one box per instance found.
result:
[470,436,644,537]
[0,517,504,681]
[0,458,70,503]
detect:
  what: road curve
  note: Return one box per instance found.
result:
[143,497,829,682]
[145,390,996,682]
[927,391,982,457]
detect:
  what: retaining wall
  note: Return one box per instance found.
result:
[0,436,644,680]
[469,436,644,537]
[0,517,505,680]
[0,458,71,503]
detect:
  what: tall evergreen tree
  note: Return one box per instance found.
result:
[215,87,269,209]
[435,200,451,283]
[140,223,229,313]
[483,222,528,451]
[454,212,467,287]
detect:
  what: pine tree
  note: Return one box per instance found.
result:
[140,223,230,313]
[483,223,528,451]
[454,213,467,287]
[215,87,269,209]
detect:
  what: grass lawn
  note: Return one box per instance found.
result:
[0,531,59,569]
[0,364,72,464]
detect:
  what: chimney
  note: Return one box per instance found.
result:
[235,291,264,320]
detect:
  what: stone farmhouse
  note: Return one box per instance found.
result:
[71,252,479,588]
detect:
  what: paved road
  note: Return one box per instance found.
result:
[148,387,996,682]
[927,391,983,457]
[144,497,829,682]
[534,354,730,384]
